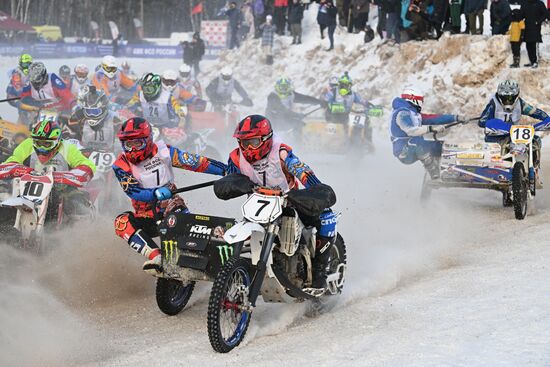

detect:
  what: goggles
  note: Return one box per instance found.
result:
[142,85,158,95]
[162,78,178,87]
[102,65,117,74]
[20,62,31,73]
[84,107,104,118]
[499,94,517,106]
[122,138,147,152]
[238,133,272,150]
[75,71,88,79]
[33,139,58,150]
[180,72,190,78]
[222,74,232,81]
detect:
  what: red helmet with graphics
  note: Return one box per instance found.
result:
[117,117,155,164]
[234,114,273,163]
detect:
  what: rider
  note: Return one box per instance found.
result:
[59,65,72,87]
[19,62,75,119]
[390,88,465,179]
[479,79,549,167]
[162,69,197,107]
[9,53,32,86]
[227,114,338,289]
[265,77,325,130]
[113,117,226,274]
[68,86,117,152]
[205,66,253,111]
[0,112,95,215]
[128,73,187,130]
[71,64,91,97]
[178,64,203,98]
[92,55,136,101]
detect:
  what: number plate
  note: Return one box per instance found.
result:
[89,151,116,173]
[510,125,535,144]
[241,193,283,224]
[349,113,366,127]
[20,174,53,201]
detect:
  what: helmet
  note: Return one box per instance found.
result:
[233,114,273,163]
[59,65,71,82]
[338,73,352,96]
[117,117,155,164]
[19,53,32,75]
[78,86,109,127]
[401,88,424,111]
[31,111,62,163]
[74,64,89,83]
[28,62,48,90]
[140,73,162,102]
[101,55,118,79]
[179,64,191,79]
[161,69,178,92]
[220,66,233,82]
[275,77,293,98]
[121,60,131,73]
[497,79,520,113]
[10,71,22,89]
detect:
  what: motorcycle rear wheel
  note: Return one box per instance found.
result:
[155,278,195,316]
[207,257,252,353]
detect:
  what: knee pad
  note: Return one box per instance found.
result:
[114,212,137,241]
[319,210,338,238]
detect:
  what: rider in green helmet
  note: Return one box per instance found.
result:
[140,73,162,102]
[18,53,33,76]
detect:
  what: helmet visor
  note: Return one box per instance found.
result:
[84,107,104,118]
[180,71,190,78]
[122,138,147,152]
[222,74,232,81]
[142,84,158,96]
[238,133,272,150]
[499,94,517,106]
[102,65,117,74]
[33,138,58,151]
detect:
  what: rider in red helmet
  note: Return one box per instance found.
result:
[227,114,338,290]
[113,117,226,275]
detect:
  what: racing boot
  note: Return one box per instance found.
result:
[142,250,162,275]
[311,236,334,289]
[421,155,440,179]
[128,229,163,275]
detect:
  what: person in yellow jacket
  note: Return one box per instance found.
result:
[509,9,525,68]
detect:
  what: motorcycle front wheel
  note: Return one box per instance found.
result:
[207,257,252,353]
[512,162,528,220]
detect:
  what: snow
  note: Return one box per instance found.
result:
[1,4,550,366]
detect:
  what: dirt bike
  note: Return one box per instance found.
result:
[0,165,94,253]
[422,118,550,220]
[148,180,243,316]
[206,174,346,353]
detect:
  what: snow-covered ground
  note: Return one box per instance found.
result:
[1,4,550,367]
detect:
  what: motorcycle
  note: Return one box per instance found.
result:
[0,165,94,252]
[422,118,550,219]
[206,174,346,353]
[148,180,243,315]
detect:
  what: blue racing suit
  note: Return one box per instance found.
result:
[390,97,457,164]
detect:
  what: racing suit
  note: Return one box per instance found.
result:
[113,140,226,263]
[479,95,549,167]
[265,91,324,131]
[0,138,95,218]
[178,77,202,98]
[205,76,253,111]
[68,108,118,152]
[227,138,338,288]
[92,69,137,102]
[390,97,458,177]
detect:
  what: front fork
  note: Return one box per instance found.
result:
[247,224,278,307]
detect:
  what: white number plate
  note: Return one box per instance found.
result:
[241,193,283,224]
[20,174,53,201]
[89,152,116,173]
[510,125,535,144]
[349,113,366,127]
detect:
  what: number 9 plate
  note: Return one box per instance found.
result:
[510,125,535,145]
[241,193,283,224]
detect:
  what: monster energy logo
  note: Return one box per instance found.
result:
[163,240,180,264]
[217,245,233,265]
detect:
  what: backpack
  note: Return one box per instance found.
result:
[364,25,375,43]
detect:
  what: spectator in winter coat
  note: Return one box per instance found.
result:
[317,0,338,50]
[384,0,403,42]
[350,0,371,33]
[274,0,289,35]
[375,0,387,38]
[288,0,305,44]
[225,2,243,49]
[449,0,463,33]
[464,0,486,34]
[190,33,205,76]
[508,9,525,68]
[490,0,511,35]
[241,1,256,39]
[406,0,431,40]
[336,0,352,27]
[253,0,266,38]
[519,0,548,68]
[430,0,449,38]
[260,15,277,64]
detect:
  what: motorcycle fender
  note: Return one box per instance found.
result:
[0,197,36,212]
[223,221,264,244]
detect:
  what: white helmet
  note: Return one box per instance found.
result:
[496,79,520,113]
[401,88,424,111]
[101,55,118,79]
[74,64,89,83]
[179,64,192,79]
[220,66,233,81]
[161,69,178,92]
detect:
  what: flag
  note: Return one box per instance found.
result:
[191,2,203,15]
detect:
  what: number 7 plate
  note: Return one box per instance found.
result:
[241,193,283,224]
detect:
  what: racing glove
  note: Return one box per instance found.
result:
[368,106,384,117]
[154,187,173,200]
[428,125,446,133]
